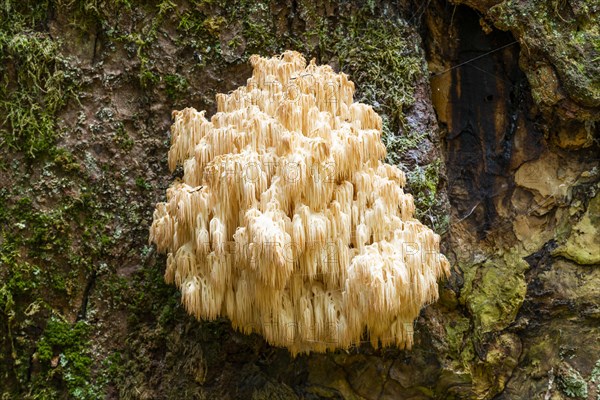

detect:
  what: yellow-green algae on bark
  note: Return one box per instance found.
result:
[554,193,600,265]
[460,252,528,337]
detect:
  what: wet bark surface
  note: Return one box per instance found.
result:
[445,6,524,239]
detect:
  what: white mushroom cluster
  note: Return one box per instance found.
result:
[150,51,450,356]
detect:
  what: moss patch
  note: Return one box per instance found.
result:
[33,316,98,399]
[330,17,423,125]
[0,1,80,157]
[164,73,189,100]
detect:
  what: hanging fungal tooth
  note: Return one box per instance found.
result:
[150,50,450,357]
[168,108,210,171]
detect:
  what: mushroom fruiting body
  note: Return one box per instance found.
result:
[150,51,450,356]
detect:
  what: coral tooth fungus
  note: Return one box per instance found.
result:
[150,51,450,356]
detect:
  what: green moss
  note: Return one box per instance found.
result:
[164,73,189,99]
[135,177,152,190]
[176,0,279,62]
[0,5,80,157]
[202,15,226,35]
[0,2,84,156]
[381,119,427,165]
[330,17,423,126]
[34,316,99,399]
[237,1,279,56]
[98,350,128,391]
[139,68,159,87]
[53,148,82,173]
[177,10,221,51]
[0,258,43,386]
[406,160,448,232]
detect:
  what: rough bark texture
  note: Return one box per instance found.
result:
[0,0,598,399]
